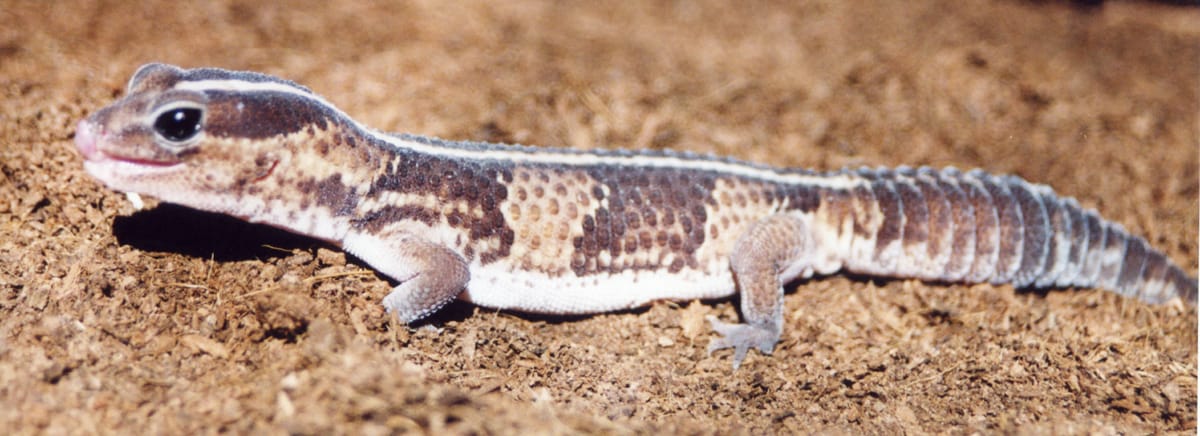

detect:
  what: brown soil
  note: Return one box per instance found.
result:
[1,0,1197,434]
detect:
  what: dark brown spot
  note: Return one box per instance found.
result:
[647,188,663,204]
[480,191,496,211]
[627,188,643,206]
[297,174,358,216]
[582,232,598,256]
[594,210,611,248]
[688,226,705,249]
[571,254,586,275]
[500,228,514,247]
[624,235,639,254]
[668,257,685,273]
[643,208,657,226]
[670,190,687,207]
[625,211,641,229]
[668,234,683,250]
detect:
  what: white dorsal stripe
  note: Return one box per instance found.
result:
[175,78,864,189]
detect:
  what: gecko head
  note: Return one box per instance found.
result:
[75,63,359,216]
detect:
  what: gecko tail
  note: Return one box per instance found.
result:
[831,166,1197,305]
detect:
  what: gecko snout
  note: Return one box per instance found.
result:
[74,119,101,161]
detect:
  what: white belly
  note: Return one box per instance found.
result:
[460,260,737,315]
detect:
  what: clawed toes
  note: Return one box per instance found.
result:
[705,316,780,370]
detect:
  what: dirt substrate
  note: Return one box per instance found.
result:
[1,0,1197,434]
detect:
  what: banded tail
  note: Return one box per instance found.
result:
[828,166,1197,304]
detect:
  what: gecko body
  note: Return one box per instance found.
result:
[75,64,1197,368]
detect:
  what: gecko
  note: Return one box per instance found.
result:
[74,64,1198,369]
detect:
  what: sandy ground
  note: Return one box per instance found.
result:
[1,0,1197,433]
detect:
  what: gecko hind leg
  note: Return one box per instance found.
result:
[708,213,816,370]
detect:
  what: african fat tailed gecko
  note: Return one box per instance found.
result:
[74,64,1198,369]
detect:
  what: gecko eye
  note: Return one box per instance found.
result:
[153,107,203,142]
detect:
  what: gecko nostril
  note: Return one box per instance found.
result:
[74,119,100,159]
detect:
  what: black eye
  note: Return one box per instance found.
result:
[153,107,203,142]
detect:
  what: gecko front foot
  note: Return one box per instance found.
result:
[706,315,781,370]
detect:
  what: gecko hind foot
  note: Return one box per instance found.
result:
[706,315,780,370]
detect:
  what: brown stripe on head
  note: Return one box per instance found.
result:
[202,92,334,139]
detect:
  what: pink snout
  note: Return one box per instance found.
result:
[74,120,101,160]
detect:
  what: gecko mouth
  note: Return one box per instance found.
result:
[74,120,182,167]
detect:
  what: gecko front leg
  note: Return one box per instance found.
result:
[343,231,470,323]
[708,213,819,370]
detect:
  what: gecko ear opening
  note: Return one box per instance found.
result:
[127,63,184,94]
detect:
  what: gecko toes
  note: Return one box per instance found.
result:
[382,284,453,324]
[706,315,780,370]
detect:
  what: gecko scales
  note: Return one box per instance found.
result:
[75,64,1198,369]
